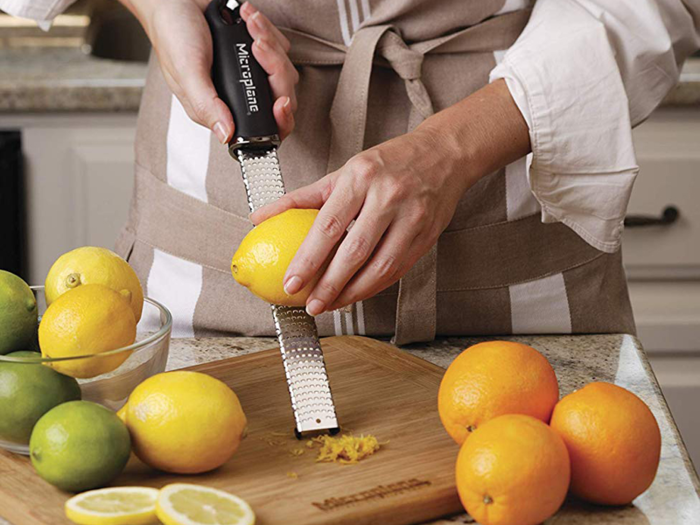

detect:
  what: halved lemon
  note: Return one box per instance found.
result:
[65,487,159,525]
[156,484,255,525]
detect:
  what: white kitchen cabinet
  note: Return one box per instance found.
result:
[625,107,700,475]
[0,114,137,284]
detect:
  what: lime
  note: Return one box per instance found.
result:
[0,270,38,355]
[0,351,81,444]
[29,401,131,492]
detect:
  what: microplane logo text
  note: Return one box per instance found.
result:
[236,43,259,113]
[311,478,432,511]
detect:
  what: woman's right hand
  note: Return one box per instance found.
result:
[123,0,298,143]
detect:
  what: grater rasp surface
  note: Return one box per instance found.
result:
[236,147,340,436]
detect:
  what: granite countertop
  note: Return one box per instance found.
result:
[0,46,699,112]
[164,334,699,524]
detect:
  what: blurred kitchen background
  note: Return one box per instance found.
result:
[1,1,699,471]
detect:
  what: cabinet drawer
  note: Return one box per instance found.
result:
[623,110,700,280]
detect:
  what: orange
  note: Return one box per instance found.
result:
[550,381,661,505]
[456,414,570,525]
[438,341,559,444]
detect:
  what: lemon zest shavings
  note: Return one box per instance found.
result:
[286,471,299,479]
[309,434,382,465]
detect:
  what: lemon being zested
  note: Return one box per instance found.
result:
[156,484,255,525]
[231,208,320,306]
[120,371,247,474]
[65,487,159,525]
[45,246,144,322]
[38,284,137,378]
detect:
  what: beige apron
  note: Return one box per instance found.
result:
[115,0,636,343]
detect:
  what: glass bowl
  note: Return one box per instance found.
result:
[0,286,172,455]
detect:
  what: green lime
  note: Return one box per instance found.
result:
[0,351,81,444]
[0,271,38,355]
[29,401,131,492]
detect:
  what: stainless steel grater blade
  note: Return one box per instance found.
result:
[236,147,340,437]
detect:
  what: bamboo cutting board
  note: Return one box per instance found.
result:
[0,336,463,525]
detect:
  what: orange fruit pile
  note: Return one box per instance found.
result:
[439,340,661,525]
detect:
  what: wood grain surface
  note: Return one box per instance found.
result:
[0,336,463,525]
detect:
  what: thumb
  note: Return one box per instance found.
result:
[250,177,331,225]
[181,71,235,144]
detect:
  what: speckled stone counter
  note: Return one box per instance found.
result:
[0,47,699,112]
[0,48,147,112]
[163,334,700,524]
[0,334,696,525]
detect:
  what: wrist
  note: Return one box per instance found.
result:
[415,79,531,190]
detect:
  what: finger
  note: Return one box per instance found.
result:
[304,201,394,315]
[273,96,295,140]
[240,2,291,52]
[178,64,235,143]
[250,174,335,224]
[327,223,422,310]
[283,181,364,301]
[252,37,299,109]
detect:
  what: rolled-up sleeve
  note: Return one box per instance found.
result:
[0,0,78,29]
[490,0,700,253]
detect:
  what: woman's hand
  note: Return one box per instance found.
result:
[122,0,298,143]
[250,80,530,316]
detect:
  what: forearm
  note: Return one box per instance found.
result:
[415,79,531,191]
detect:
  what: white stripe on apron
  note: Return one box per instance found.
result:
[166,95,211,202]
[495,0,531,15]
[509,273,572,333]
[143,94,211,337]
[147,249,203,337]
[505,155,540,221]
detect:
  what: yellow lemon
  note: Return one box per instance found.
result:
[39,284,137,378]
[45,246,144,322]
[121,371,247,474]
[65,487,159,525]
[156,484,255,525]
[231,208,321,306]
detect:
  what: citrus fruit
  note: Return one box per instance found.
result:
[65,487,159,525]
[121,371,247,474]
[156,484,255,525]
[550,381,661,505]
[438,341,559,444]
[29,400,131,492]
[0,351,81,444]
[456,414,570,525]
[231,208,322,306]
[45,247,144,322]
[39,284,137,378]
[0,270,38,355]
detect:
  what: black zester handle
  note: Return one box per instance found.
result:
[204,0,278,141]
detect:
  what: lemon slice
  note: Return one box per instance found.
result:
[156,484,255,525]
[65,487,159,525]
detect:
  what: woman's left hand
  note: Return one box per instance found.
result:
[250,80,530,316]
[250,128,469,316]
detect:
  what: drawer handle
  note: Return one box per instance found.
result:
[624,206,679,227]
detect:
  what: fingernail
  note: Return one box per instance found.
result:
[250,11,261,28]
[255,38,268,52]
[213,122,228,144]
[282,96,291,115]
[306,299,325,317]
[284,275,303,295]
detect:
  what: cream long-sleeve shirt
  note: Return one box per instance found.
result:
[3,0,700,253]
